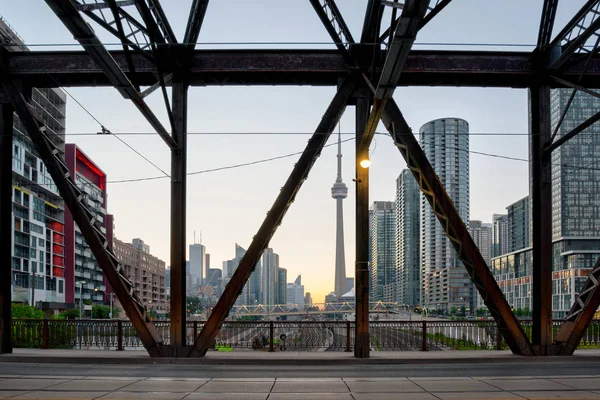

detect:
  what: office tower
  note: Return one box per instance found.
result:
[396,169,421,307]
[64,144,112,308]
[420,118,471,313]
[331,129,348,297]
[277,267,287,305]
[113,238,167,314]
[492,214,509,258]
[507,196,530,252]
[223,243,260,305]
[369,201,396,302]
[468,221,492,266]
[261,248,279,305]
[189,243,206,288]
[492,89,600,317]
[1,19,69,309]
[286,275,305,305]
[345,277,354,294]
[132,238,149,253]
[304,292,313,307]
[206,268,222,287]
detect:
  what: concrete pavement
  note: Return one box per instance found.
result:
[4,375,600,399]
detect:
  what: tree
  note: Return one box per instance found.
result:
[91,305,111,319]
[54,308,80,320]
[11,303,44,319]
[450,306,457,316]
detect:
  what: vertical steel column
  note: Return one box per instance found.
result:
[0,103,13,354]
[355,95,370,358]
[170,79,188,356]
[530,85,553,356]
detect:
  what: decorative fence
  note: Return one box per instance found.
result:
[11,319,600,352]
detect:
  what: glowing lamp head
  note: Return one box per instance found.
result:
[359,158,371,169]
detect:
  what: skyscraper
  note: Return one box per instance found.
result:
[507,196,530,253]
[420,118,471,313]
[331,129,348,297]
[468,221,492,266]
[189,243,206,288]
[261,248,279,305]
[2,18,69,309]
[287,275,305,305]
[396,170,420,307]
[277,267,287,305]
[223,243,260,305]
[369,201,396,302]
[492,214,509,258]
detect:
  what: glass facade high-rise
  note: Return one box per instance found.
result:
[420,118,471,313]
[492,214,509,258]
[493,89,600,318]
[395,170,420,307]
[507,196,530,253]
[369,201,396,303]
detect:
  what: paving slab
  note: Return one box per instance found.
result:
[271,381,349,393]
[97,391,188,400]
[48,379,138,391]
[267,394,353,400]
[9,390,108,399]
[411,378,501,392]
[0,379,69,390]
[482,379,573,391]
[351,394,438,400]
[119,380,205,392]
[210,378,275,382]
[345,380,424,393]
[342,377,409,381]
[513,391,600,399]
[195,381,273,393]
[0,391,27,399]
[432,392,526,399]
[185,394,268,400]
[551,379,600,390]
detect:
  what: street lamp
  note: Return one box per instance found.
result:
[94,288,114,319]
[76,280,87,319]
[75,280,86,350]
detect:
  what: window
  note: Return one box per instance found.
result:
[58,279,63,294]
[39,251,44,263]
[38,238,44,247]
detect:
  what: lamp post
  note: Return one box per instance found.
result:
[75,280,86,350]
[94,288,114,319]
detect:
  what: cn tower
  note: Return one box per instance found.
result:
[331,129,347,297]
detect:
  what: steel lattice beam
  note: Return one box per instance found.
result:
[44,0,177,149]
[184,0,209,51]
[188,76,357,357]
[538,0,559,47]
[380,99,533,355]
[2,80,165,357]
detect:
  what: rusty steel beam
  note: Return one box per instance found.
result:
[11,49,600,88]
[188,76,357,357]
[380,98,534,356]
[354,94,370,359]
[538,0,559,47]
[553,256,600,354]
[2,80,165,357]
[169,79,188,356]
[530,86,553,355]
[184,0,210,51]
[0,103,13,355]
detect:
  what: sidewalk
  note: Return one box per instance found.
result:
[3,348,600,365]
[3,375,600,399]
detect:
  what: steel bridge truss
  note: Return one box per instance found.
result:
[2,0,600,357]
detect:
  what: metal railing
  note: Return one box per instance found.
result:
[10,319,600,352]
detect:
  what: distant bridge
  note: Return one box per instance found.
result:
[230,301,410,318]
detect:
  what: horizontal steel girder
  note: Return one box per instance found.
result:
[8,49,600,88]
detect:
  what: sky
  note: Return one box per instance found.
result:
[0,0,590,303]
